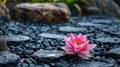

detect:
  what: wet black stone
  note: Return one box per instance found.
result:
[95,37,120,44]
[32,49,66,63]
[39,33,66,40]
[107,48,120,59]
[24,50,33,55]
[0,51,20,67]
[74,62,114,67]
[58,26,87,33]
[4,35,31,42]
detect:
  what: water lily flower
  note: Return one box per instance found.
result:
[61,33,96,60]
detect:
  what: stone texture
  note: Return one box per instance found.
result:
[74,62,114,67]
[4,35,31,42]
[59,26,87,32]
[95,37,120,43]
[107,48,120,59]
[89,0,120,18]
[78,22,102,27]
[0,51,20,67]
[32,49,65,63]
[13,3,70,23]
[39,33,66,40]
[92,19,112,24]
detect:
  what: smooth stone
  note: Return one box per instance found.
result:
[39,33,66,39]
[4,35,31,42]
[95,37,120,43]
[74,62,114,67]
[32,49,65,63]
[0,51,20,66]
[78,22,102,27]
[58,26,87,32]
[92,19,112,24]
[107,48,120,59]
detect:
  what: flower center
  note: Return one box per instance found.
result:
[75,40,83,45]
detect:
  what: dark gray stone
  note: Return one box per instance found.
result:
[4,35,31,42]
[95,37,120,43]
[32,49,65,63]
[59,26,87,32]
[39,33,66,39]
[78,22,102,27]
[0,51,20,67]
[74,62,114,67]
[107,48,120,59]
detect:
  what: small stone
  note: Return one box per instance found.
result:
[107,48,120,59]
[0,51,20,66]
[39,33,66,40]
[74,62,114,67]
[32,49,65,63]
[4,35,31,42]
[24,50,33,55]
[59,26,87,33]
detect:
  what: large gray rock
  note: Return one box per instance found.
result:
[89,0,120,18]
[14,3,70,23]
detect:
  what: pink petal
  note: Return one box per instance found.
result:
[83,35,88,42]
[83,44,97,51]
[78,53,89,60]
[64,38,74,48]
[74,44,81,52]
[61,46,75,54]
[70,33,75,42]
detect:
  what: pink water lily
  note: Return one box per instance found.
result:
[61,33,96,60]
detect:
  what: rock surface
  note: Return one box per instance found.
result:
[59,26,87,32]
[107,48,120,59]
[4,35,31,42]
[32,49,65,63]
[39,33,66,39]
[0,51,20,67]
[14,3,70,23]
[74,62,114,67]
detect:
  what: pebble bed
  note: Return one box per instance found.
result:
[0,15,120,67]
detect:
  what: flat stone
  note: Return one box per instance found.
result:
[39,33,66,39]
[74,62,114,67]
[78,22,102,27]
[32,49,65,63]
[4,35,31,42]
[58,26,87,32]
[95,37,120,43]
[92,19,112,24]
[107,48,120,59]
[0,51,20,66]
